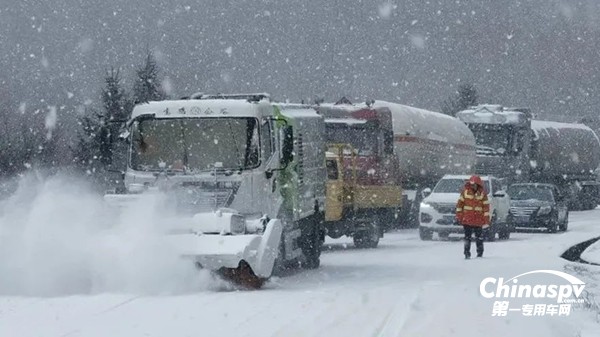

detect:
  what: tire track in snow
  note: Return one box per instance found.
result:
[370,287,423,337]
[264,281,417,337]
[94,296,141,315]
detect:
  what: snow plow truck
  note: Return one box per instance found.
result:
[104,93,326,288]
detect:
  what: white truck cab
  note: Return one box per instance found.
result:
[418,174,512,241]
[104,94,327,287]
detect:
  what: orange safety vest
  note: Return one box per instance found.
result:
[456,178,490,227]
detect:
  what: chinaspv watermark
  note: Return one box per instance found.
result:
[479,270,587,317]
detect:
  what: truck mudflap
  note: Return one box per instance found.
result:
[168,218,283,283]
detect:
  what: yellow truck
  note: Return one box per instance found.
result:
[324,144,403,248]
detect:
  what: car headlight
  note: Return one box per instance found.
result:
[420,212,433,223]
[420,202,432,209]
[538,206,552,215]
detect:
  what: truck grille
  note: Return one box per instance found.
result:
[174,188,234,213]
[509,206,538,216]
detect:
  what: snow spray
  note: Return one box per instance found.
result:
[0,173,221,296]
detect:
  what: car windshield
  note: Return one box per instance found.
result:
[433,178,491,194]
[507,186,554,202]
[130,117,260,172]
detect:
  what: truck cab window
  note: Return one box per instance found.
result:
[326,159,339,180]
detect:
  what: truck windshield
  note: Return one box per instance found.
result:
[507,186,554,202]
[130,117,260,172]
[469,124,511,156]
[326,125,378,156]
[433,178,491,194]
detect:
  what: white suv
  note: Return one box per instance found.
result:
[418,175,512,241]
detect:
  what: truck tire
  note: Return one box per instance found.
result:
[353,224,380,248]
[419,226,433,241]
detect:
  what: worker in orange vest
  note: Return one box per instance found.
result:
[455,175,490,259]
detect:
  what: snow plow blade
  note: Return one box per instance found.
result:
[168,218,283,288]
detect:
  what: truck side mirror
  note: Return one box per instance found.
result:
[118,129,131,144]
[493,190,506,198]
[281,125,294,167]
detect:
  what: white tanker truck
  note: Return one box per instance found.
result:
[457,104,600,210]
[104,94,326,288]
[316,99,477,227]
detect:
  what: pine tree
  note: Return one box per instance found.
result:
[100,68,130,167]
[457,83,478,110]
[133,51,166,104]
[102,68,130,122]
[72,108,104,171]
[75,68,131,173]
[441,83,479,116]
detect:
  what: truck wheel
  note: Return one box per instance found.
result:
[353,225,380,249]
[419,227,433,241]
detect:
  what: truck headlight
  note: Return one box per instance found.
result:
[420,202,432,209]
[193,210,246,235]
[538,206,552,215]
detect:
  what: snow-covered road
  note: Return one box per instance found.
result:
[1,210,600,337]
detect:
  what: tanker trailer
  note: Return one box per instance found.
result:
[530,120,600,210]
[317,99,476,228]
[456,104,600,210]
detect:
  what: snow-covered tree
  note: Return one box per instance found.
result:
[74,68,131,172]
[441,83,478,117]
[133,51,166,104]
[102,68,131,123]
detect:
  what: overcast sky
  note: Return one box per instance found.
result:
[2,0,600,122]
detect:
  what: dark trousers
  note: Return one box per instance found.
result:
[463,225,483,257]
